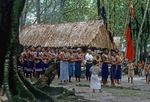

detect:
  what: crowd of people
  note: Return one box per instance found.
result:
[17,46,84,82]
[17,46,150,93]
[123,60,150,84]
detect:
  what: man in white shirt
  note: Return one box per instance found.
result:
[85,49,94,81]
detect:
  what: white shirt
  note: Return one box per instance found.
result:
[85,53,93,61]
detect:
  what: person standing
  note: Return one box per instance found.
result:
[85,49,94,81]
[42,49,51,72]
[114,52,122,85]
[144,63,149,83]
[101,49,110,85]
[68,49,75,82]
[127,61,135,84]
[90,60,102,93]
[110,51,116,86]
[56,49,61,79]
[137,61,143,76]
[24,50,34,79]
[147,64,150,84]
[74,48,82,82]
[59,48,69,84]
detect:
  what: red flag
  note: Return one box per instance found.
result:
[125,0,135,62]
[126,25,135,62]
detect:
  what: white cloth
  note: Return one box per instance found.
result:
[85,53,93,61]
[90,74,101,89]
[60,61,69,81]
[90,66,99,75]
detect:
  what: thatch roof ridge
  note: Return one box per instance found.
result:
[21,20,104,30]
[19,20,115,49]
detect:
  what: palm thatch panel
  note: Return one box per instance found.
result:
[19,20,115,49]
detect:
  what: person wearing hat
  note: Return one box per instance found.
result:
[85,49,94,81]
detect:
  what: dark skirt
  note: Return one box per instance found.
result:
[85,62,92,77]
[68,62,75,76]
[101,62,109,80]
[57,61,60,77]
[74,61,81,77]
[24,60,34,73]
[35,61,44,73]
[114,65,122,80]
[110,64,116,80]
[44,61,51,71]
[22,60,27,72]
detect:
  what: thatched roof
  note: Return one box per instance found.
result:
[19,20,115,49]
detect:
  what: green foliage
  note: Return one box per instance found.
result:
[103,0,129,35]
[61,0,98,22]
[24,0,149,37]
[23,0,150,53]
[24,0,98,24]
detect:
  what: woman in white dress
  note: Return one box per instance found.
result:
[90,60,102,93]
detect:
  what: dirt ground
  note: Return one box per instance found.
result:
[51,75,150,102]
[1,75,150,102]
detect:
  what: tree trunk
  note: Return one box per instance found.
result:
[135,0,149,63]
[106,0,109,29]
[143,40,147,56]
[44,0,48,22]
[20,0,29,30]
[97,0,101,19]
[36,0,41,23]
[34,62,57,88]
[0,0,14,88]
[0,0,56,101]
[9,0,26,96]
[0,0,37,100]
[59,0,65,23]
[113,0,116,35]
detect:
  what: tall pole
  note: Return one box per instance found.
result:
[135,0,149,63]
